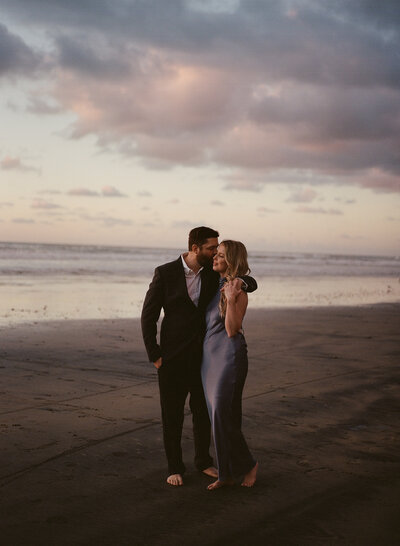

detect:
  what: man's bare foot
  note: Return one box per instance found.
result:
[241,462,258,487]
[207,479,234,490]
[167,474,183,486]
[202,466,218,478]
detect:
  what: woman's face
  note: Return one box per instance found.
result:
[213,244,228,275]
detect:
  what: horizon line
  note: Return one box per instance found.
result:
[0,240,398,260]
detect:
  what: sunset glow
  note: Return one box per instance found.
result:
[1,1,399,255]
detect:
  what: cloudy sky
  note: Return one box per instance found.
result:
[1,0,399,255]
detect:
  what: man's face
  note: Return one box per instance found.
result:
[195,237,219,267]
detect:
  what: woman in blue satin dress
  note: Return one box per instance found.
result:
[201,240,258,490]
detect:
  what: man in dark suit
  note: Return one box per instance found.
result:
[141,226,257,486]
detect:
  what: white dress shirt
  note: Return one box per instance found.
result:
[181,254,203,306]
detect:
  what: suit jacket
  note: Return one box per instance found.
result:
[141,257,257,363]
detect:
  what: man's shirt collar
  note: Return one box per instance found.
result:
[181,253,203,276]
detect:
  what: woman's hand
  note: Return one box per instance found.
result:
[222,279,242,302]
[223,281,248,337]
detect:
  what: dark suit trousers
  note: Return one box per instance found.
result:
[157,354,213,475]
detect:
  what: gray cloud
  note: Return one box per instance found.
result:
[67,188,99,197]
[55,33,134,80]
[250,86,400,145]
[286,188,318,203]
[171,219,200,229]
[257,206,278,214]
[3,1,398,88]
[335,197,357,204]
[137,191,152,197]
[341,233,367,240]
[79,212,133,227]
[223,176,264,192]
[65,187,128,197]
[12,217,35,223]
[295,206,343,215]
[38,189,62,195]
[0,22,41,77]
[31,199,61,209]
[2,1,399,192]
[27,96,63,115]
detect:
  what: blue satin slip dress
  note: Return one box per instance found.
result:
[201,280,256,481]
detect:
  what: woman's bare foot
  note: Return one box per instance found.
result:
[167,474,183,486]
[207,479,234,490]
[202,466,218,478]
[241,462,258,487]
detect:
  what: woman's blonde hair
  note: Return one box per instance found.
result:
[218,240,250,317]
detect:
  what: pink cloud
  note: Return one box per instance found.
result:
[50,63,400,193]
[38,40,398,194]
[101,186,127,197]
[1,156,21,169]
[3,2,399,195]
[1,156,39,173]
[354,169,400,193]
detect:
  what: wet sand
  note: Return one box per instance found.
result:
[1,305,399,545]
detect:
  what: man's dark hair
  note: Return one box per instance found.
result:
[188,226,219,250]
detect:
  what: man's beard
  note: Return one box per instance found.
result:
[197,254,213,268]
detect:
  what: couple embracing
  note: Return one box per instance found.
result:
[141,226,258,490]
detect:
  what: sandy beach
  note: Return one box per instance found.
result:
[1,305,399,545]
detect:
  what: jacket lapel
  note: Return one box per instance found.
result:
[174,257,218,310]
[198,267,217,310]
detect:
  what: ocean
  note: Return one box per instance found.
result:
[1,242,399,325]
